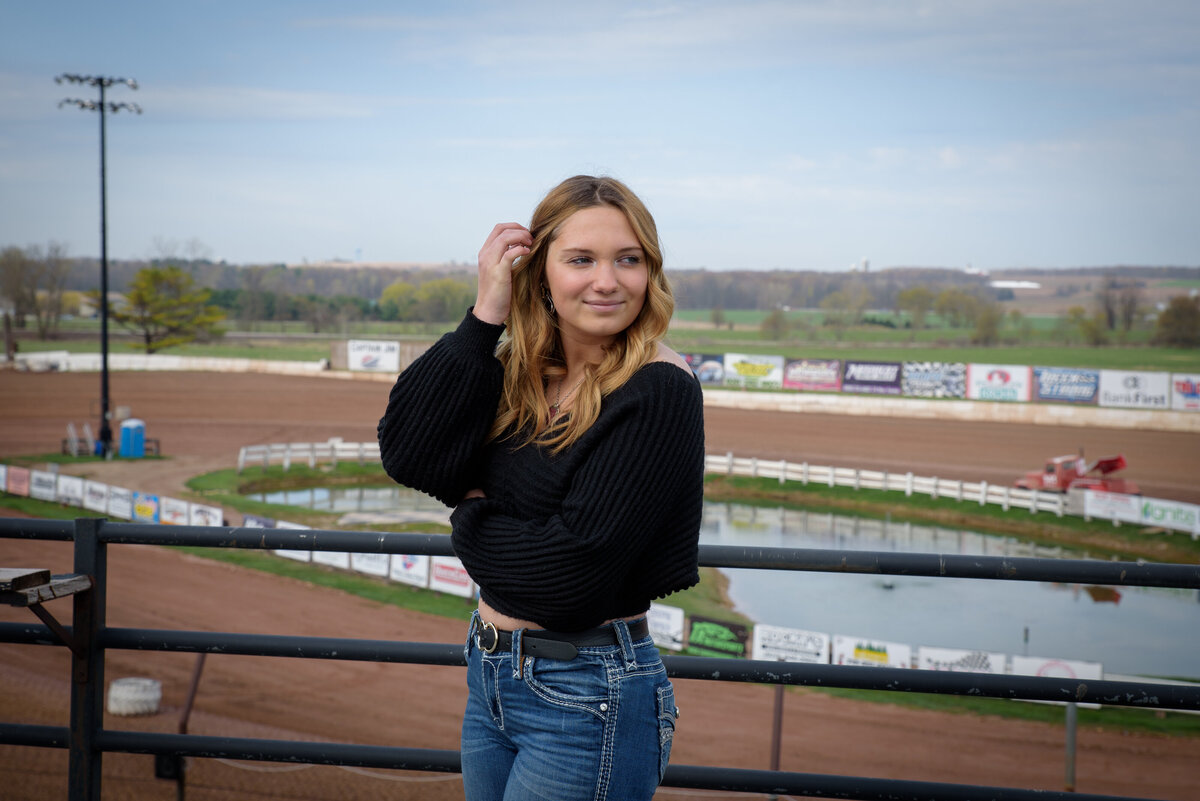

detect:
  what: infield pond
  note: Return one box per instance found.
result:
[248,486,1199,680]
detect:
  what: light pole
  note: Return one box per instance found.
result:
[56,74,141,458]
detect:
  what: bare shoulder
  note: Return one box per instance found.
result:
[652,343,694,375]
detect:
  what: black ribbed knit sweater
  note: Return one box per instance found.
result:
[377,311,705,631]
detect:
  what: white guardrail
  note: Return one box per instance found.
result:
[234,443,1198,540]
[705,452,1200,540]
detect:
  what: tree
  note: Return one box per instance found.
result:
[412,278,474,322]
[759,308,789,341]
[380,280,417,321]
[710,306,725,329]
[0,246,36,330]
[30,242,71,340]
[106,265,225,353]
[970,302,1003,345]
[896,286,934,329]
[934,288,980,328]
[1067,304,1108,346]
[1096,275,1119,330]
[1117,283,1142,333]
[1152,295,1200,347]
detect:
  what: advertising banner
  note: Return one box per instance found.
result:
[831,634,913,668]
[312,549,352,569]
[347,340,400,372]
[687,616,749,658]
[30,470,58,502]
[683,353,725,385]
[390,554,430,588]
[189,502,223,528]
[1082,490,1142,527]
[429,556,475,598]
[1138,497,1200,536]
[783,358,841,392]
[916,646,1006,674]
[966,364,1032,402]
[273,520,312,562]
[902,362,966,399]
[1034,367,1100,404]
[132,492,160,524]
[6,466,30,497]
[751,624,830,663]
[243,513,276,528]
[83,480,109,513]
[160,496,189,525]
[108,486,133,520]
[1171,373,1200,412]
[351,552,390,577]
[842,361,902,395]
[1011,655,1103,708]
[648,603,686,651]
[1098,370,1170,409]
[723,353,784,390]
[56,475,85,507]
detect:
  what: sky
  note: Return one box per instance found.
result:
[1,1,1198,272]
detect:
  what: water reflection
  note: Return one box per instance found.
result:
[701,502,1199,679]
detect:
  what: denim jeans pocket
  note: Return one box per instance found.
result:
[656,683,677,781]
[525,656,611,718]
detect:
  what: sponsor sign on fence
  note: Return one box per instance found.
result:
[1083,490,1199,537]
[683,353,725,385]
[6,466,29,497]
[83,480,108,513]
[30,470,57,502]
[902,362,965,399]
[1098,370,1170,409]
[722,353,784,390]
[189,502,223,528]
[351,552,391,578]
[917,646,1006,674]
[831,634,912,668]
[160,497,189,525]
[648,603,686,651]
[751,624,830,663]
[783,358,841,392]
[842,361,902,396]
[107,487,133,520]
[687,616,749,658]
[390,554,430,588]
[1171,373,1200,412]
[967,364,1032,402]
[429,556,475,598]
[1010,655,1104,708]
[56,475,84,507]
[347,340,400,372]
[1033,367,1100,404]
[133,492,160,524]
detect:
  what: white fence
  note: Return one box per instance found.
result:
[237,439,381,473]
[704,452,1200,540]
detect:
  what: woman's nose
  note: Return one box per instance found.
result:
[592,261,619,291]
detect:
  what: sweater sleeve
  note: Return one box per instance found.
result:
[376,311,507,506]
[449,364,705,630]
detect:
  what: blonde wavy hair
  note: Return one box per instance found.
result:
[489,175,675,452]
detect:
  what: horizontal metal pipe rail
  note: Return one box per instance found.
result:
[1,517,1197,801]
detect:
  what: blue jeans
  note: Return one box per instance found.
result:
[461,612,677,801]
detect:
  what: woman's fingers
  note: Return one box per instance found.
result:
[473,223,532,324]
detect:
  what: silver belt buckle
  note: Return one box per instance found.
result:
[478,620,499,654]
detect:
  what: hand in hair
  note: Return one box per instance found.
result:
[473,222,532,325]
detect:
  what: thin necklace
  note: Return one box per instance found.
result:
[549,375,586,418]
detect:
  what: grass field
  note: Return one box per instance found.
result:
[14,312,1200,371]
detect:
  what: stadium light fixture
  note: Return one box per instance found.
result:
[55,74,142,458]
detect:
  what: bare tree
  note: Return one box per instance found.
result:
[1095,275,1119,331]
[31,242,71,340]
[0,246,35,330]
[1118,283,1143,332]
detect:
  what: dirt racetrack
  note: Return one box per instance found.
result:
[2,369,1199,800]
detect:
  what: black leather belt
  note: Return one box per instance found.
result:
[476,618,650,661]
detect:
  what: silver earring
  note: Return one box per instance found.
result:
[542,286,556,315]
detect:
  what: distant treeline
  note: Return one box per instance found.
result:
[50,257,1200,313]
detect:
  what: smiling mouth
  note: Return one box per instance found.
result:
[585,300,625,309]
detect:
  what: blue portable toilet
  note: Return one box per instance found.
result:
[119,418,146,458]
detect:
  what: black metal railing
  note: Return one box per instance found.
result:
[2,517,1197,801]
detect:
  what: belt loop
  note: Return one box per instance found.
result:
[511,628,525,679]
[613,619,637,668]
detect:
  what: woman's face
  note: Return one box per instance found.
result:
[544,205,649,350]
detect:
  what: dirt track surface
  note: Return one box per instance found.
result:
[2,369,1199,800]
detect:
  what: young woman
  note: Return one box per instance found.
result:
[377,175,705,800]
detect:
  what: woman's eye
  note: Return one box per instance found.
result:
[569,257,593,266]
[618,255,642,266]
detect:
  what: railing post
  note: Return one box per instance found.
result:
[905,472,913,497]
[779,459,787,485]
[726,451,734,476]
[800,461,808,485]
[979,480,988,506]
[1064,702,1078,792]
[70,517,107,801]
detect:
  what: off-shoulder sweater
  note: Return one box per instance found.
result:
[376,311,705,631]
